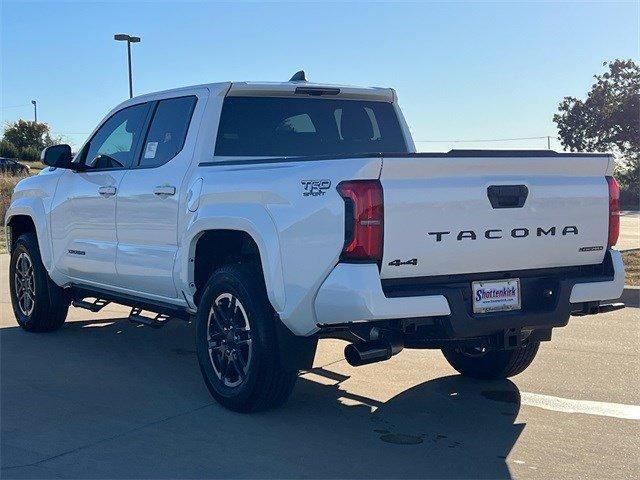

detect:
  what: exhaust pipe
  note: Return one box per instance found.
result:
[344,338,403,367]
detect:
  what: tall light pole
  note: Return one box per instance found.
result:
[31,100,37,123]
[114,34,141,98]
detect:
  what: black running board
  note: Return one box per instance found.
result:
[70,285,191,322]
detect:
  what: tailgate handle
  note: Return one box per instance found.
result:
[487,185,528,209]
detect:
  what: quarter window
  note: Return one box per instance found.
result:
[139,96,197,168]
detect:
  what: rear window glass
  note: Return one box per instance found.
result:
[215,97,407,157]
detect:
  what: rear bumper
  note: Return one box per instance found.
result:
[569,250,625,303]
[314,250,624,338]
[314,263,451,325]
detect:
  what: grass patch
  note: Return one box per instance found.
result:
[1,172,30,254]
[622,250,639,287]
[1,172,28,217]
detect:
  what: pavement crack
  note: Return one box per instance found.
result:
[2,402,216,470]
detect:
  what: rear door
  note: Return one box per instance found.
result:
[379,152,612,279]
[114,92,202,299]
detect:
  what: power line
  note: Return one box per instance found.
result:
[414,136,553,143]
[0,104,31,110]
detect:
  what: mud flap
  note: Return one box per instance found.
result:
[274,315,318,370]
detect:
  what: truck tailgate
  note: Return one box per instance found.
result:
[379,153,612,279]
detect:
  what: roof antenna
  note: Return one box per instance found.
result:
[289,70,307,82]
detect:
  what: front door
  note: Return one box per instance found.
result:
[115,94,201,299]
[50,102,151,287]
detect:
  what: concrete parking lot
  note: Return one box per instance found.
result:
[619,211,640,252]
[1,253,638,478]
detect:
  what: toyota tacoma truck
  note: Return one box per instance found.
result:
[5,72,625,412]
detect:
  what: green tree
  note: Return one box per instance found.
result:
[18,146,42,162]
[2,119,56,154]
[0,139,19,159]
[553,59,639,197]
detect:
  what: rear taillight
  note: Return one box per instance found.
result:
[337,180,383,263]
[606,176,620,247]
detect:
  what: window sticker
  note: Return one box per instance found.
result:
[144,141,158,159]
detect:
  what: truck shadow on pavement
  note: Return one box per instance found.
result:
[1,316,523,479]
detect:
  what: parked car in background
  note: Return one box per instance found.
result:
[0,157,30,175]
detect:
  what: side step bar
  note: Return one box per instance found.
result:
[72,298,111,313]
[69,285,192,328]
[128,307,171,329]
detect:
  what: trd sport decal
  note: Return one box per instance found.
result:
[301,179,331,197]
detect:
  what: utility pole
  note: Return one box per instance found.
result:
[114,34,141,98]
[547,136,551,150]
[31,100,37,123]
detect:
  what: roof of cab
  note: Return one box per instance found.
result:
[227,81,395,102]
[124,74,394,105]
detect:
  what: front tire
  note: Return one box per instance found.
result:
[9,233,70,332]
[196,264,298,412]
[442,340,540,379]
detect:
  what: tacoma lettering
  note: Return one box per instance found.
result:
[428,226,578,241]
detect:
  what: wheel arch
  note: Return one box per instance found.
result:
[182,208,286,313]
[5,201,52,270]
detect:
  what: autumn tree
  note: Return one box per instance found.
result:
[554,59,639,197]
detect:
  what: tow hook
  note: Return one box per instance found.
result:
[344,331,403,367]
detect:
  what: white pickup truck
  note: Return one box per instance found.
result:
[6,73,625,412]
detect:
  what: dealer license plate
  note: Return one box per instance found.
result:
[472,278,521,314]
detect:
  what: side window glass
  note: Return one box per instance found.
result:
[83,103,150,169]
[139,96,197,168]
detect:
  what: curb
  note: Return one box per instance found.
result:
[618,287,639,308]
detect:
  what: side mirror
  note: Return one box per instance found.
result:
[41,144,75,169]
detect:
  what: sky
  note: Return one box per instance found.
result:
[1,0,638,151]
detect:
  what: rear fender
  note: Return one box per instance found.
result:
[180,203,285,312]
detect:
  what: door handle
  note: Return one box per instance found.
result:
[153,185,176,197]
[487,185,528,209]
[98,186,117,197]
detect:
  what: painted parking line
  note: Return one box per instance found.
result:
[521,392,640,420]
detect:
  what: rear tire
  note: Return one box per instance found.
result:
[9,233,70,332]
[442,340,540,379]
[196,264,298,412]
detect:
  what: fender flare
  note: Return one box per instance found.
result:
[5,199,53,271]
[180,203,286,312]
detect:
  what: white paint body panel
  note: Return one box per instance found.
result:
[50,169,127,285]
[380,155,611,279]
[314,263,450,325]
[4,80,626,337]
